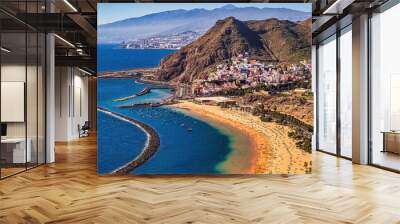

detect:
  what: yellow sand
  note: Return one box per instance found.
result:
[170,101,312,174]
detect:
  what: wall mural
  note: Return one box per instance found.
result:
[97,3,313,174]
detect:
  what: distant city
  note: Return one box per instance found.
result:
[121,31,202,50]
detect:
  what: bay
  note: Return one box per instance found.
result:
[97,44,176,72]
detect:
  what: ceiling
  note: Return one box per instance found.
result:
[1,0,98,73]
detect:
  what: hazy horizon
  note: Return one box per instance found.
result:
[98,3,312,25]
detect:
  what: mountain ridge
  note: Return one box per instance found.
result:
[154,16,311,83]
[98,5,310,43]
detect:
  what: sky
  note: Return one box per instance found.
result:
[97,3,312,25]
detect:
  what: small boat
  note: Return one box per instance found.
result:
[187,128,193,132]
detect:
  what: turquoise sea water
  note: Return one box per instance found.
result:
[97,45,253,174]
[97,78,234,174]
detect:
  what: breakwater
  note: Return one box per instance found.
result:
[118,102,163,108]
[97,107,160,174]
[113,87,151,102]
[135,78,176,89]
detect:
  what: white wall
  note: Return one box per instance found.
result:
[1,62,46,164]
[72,73,89,138]
[55,66,70,141]
[1,64,26,138]
[1,64,41,138]
[55,67,89,141]
[1,82,25,122]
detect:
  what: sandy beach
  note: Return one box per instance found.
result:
[170,101,312,174]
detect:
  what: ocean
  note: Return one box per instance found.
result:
[97,44,176,72]
[97,45,251,174]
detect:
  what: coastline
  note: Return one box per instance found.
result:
[98,67,158,78]
[97,107,160,174]
[174,107,257,174]
[98,68,176,89]
[170,101,312,174]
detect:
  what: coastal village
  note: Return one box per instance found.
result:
[176,52,312,98]
[100,52,312,120]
